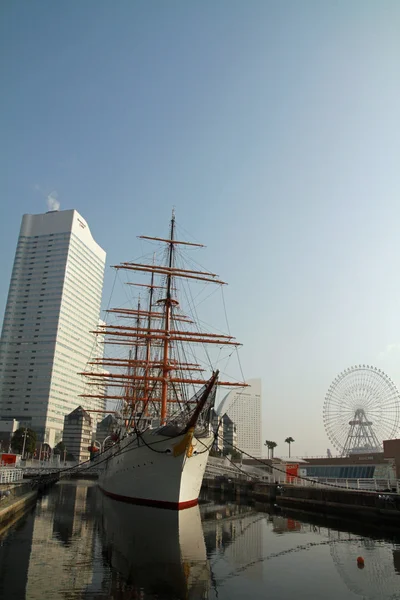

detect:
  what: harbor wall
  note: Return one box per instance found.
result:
[202,478,400,524]
[0,484,38,530]
[276,485,400,524]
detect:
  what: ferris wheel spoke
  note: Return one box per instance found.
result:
[324,366,400,455]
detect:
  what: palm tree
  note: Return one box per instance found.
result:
[264,439,271,459]
[264,440,277,459]
[285,437,295,457]
[269,441,277,458]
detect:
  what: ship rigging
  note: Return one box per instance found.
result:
[80,211,246,429]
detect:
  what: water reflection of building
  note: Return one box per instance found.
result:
[271,515,302,534]
[0,507,35,599]
[25,481,97,599]
[202,503,265,580]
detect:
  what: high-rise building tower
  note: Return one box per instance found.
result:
[217,379,262,458]
[0,210,106,447]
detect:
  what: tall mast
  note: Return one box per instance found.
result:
[132,296,141,409]
[161,210,175,423]
[125,297,141,427]
[142,270,155,415]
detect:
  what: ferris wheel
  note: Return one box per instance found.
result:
[330,537,399,599]
[323,365,400,456]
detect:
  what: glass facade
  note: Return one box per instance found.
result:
[304,465,376,479]
[0,211,106,446]
[218,379,262,458]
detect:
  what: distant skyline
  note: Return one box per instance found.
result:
[2,1,400,456]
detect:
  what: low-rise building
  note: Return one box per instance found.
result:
[210,409,223,453]
[298,453,395,481]
[0,419,19,451]
[62,407,92,463]
[95,414,118,448]
[383,438,400,478]
[222,414,237,454]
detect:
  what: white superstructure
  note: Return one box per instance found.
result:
[0,209,106,447]
[217,378,262,458]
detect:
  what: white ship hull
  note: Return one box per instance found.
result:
[98,429,213,509]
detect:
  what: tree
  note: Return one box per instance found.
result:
[54,441,66,455]
[264,440,277,459]
[223,448,242,460]
[264,440,270,458]
[285,437,295,458]
[11,427,36,456]
[230,449,242,461]
[209,449,222,458]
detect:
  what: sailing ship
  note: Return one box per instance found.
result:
[81,212,245,509]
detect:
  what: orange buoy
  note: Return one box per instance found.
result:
[357,556,365,568]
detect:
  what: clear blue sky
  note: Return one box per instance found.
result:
[1,0,400,456]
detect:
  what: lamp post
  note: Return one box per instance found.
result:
[21,428,28,459]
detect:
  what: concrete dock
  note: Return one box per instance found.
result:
[0,484,38,530]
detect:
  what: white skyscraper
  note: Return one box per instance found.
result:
[0,209,106,447]
[217,379,262,458]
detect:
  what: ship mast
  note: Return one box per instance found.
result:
[161,211,175,423]
[143,268,155,415]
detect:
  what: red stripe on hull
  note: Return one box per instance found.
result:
[98,486,198,510]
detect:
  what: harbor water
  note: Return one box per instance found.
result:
[0,480,399,599]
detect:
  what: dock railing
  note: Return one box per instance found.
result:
[273,475,399,493]
[0,468,24,484]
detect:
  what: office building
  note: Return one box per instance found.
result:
[0,210,106,446]
[218,378,262,458]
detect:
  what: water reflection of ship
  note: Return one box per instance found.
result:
[100,496,210,599]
